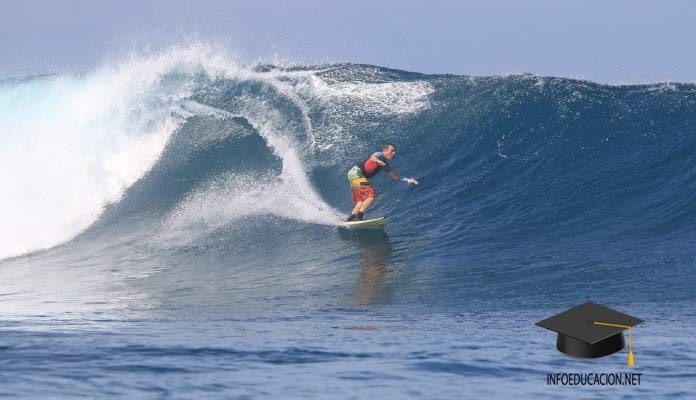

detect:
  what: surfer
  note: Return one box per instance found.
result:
[347,143,419,221]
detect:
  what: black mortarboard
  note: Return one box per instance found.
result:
[536,301,643,365]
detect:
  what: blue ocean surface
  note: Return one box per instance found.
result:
[1,47,695,399]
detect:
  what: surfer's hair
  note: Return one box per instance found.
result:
[382,143,396,151]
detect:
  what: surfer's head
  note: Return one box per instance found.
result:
[382,143,396,160]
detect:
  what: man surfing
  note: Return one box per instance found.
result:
[346,143,419,221]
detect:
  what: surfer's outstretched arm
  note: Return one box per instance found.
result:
[388,171,419,185]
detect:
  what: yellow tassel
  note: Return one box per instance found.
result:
[593,322,635,367]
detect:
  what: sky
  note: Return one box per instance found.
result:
[1,0,695,83]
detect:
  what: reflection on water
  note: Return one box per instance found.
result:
[338,229,393,306]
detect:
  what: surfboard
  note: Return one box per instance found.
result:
[345,217,387,229]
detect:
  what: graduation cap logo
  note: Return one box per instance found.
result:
[536,301,643,366]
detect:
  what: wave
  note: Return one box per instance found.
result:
[3,45,696,263]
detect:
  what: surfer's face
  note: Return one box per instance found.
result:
[384,146,395,160]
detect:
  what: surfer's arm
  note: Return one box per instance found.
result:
[370,154,386,166]
[388,171,419,185]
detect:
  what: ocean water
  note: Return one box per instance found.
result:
[1,46,695,399]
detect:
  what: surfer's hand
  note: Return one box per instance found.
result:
[406,178,419,185]
[376,160,386,166]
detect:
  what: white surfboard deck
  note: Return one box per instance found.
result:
[344,217,387,229]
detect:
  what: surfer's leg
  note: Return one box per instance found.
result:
[358,197,375,213]
[352,202,363,215]
[348,202,362,221]
[348,177,362,220]
[356,181,377,216]
[348,176,371,220]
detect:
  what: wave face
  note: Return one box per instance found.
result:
[1,46,696,398]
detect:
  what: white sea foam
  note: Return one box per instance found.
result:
[299,75,434,115]
[0,44,236,259]
[0,76,178,260]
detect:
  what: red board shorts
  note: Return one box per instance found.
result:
[350,177,377,202]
